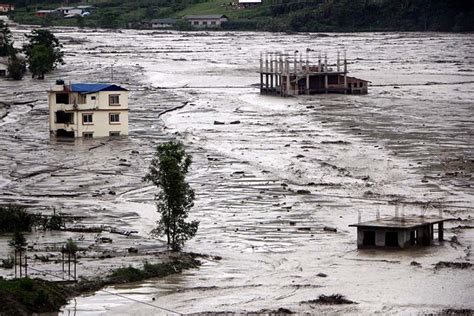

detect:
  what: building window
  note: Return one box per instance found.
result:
[56,111,74,124]
[193,21,199,25]
[83,132,93,138]
[109,95,120,106]
[109,131,121,137]
[109,113,120,124]
[211,21,216,25]
[56,93,69,104]
[91,96,96,101]
[359,82,363,88]
[82,113,93,124]
[203,21,208,25]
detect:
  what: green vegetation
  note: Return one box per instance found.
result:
[8,230,27,251]
[0,278,69,315]
[0,21,26,80]
[22,29,64,79]
[0,253,201,314]
[6,0,474,32]
[0,205,36,233]
[109,257,199,283]
[144,141,199,251]
[1,256,15,269]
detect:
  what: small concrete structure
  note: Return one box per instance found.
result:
[349,216,446,249]
[184,15,228,28]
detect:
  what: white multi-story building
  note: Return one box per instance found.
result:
[48,81,129,138]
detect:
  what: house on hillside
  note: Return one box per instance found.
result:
[48,80,129,138]
[149,18,177,29]
[184,15,228,28]
[64,8,85,18]
[56,6,75,16]
[35,10,56,18]
[238,0,262,8]
[0,57,8,77]
[0,3,14,12]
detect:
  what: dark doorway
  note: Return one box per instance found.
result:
[363,231,375,246]
[410,230,417,245]
[56,93,70,104]
[56,111,74,124]
[56,129,74,138]
[385,232,399,247]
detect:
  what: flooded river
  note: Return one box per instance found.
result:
[0,28,473,314]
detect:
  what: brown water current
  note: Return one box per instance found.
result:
[0,28,473,314]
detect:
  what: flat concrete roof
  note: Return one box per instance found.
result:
[349,216,446,229]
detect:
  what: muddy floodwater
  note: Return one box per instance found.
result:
[0,28,473,315]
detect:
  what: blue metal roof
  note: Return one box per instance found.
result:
[71,83,128,94]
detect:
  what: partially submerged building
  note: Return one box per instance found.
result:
[349,216,446,249]
[48,81,129,138]
[260,51,369,97]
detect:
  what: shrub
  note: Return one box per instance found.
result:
[0,204,37,233]
[1,256,14,269]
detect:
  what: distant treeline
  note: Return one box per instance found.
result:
[4,0,474,32]
[243,0,474,32]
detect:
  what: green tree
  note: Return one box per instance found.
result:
[144,140,198,251]
[9,230,27,251]
[0,20,14,56]
[27,44,52,79]
[7,55,26,80]
[23,29,64,79]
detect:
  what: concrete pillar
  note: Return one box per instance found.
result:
[438,222,444,241]
[306,74,310,95]
[285,58,290,97]
[293,52,297,74]
[324,75,328,94]
[357,229,364,248]
[398,230,410,248]
[270,54,274,92]
[375,230,385,247]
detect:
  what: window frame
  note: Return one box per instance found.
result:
[109,94,120,106]
[82,113,93,125]
[83,132,94,138]
[109,131,121,137]
[109,113,120,125]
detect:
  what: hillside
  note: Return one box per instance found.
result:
[4,0,474,32]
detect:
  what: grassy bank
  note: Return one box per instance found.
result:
[6,0,474,32]
[0,252,202,315]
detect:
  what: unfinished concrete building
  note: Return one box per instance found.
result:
[349,216,446,249]
[260,51,369,97]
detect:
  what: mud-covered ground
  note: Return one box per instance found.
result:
[0,28,473,315]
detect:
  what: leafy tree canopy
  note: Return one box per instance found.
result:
[144,140,199,251]
[22,29,64,79]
